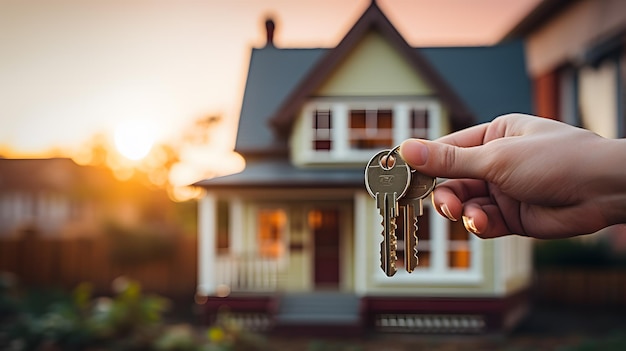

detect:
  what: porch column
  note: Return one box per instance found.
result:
[354,191,369,295]
[197,191,217,295]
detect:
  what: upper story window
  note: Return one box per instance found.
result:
[410,108,429,139]
[312,109,332,151]
[348,109,393,150]
[296,99,441,165]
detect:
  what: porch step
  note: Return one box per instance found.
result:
[274,292,361,325]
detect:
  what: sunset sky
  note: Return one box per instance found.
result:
[0,0,540,160]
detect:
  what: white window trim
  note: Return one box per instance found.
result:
[300,98,442,164]
[370,201,483,285]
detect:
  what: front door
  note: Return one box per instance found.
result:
[310,208,340,289]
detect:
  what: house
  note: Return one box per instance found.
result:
[0,157,153,238]
[0,158,105,238]
[503,0,626,246]
[194,2,533,334]
[504,0,625,138]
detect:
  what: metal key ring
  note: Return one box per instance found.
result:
[383,144,402,170]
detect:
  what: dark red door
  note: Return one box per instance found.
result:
[311,209,340,288]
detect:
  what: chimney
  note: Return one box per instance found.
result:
[265,18,275,47]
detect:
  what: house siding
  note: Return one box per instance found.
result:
[316,30,433,97]
[525,0,626,76]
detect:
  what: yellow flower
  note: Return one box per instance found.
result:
[208,326,225,343]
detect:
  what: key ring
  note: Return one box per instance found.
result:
[383,144,402,170]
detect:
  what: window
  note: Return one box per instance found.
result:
[448,220,471,270]
[312,109,332,151]
[348,109,393,150]
[216,200,229,252]
[410,108,429,139]
[301,100,440,164]
[257,209,287,259]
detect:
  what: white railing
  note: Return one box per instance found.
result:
[215,254,280,292]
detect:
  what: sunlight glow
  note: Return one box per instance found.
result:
[114,120,155,161]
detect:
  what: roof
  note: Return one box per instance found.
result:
[235,47,326,158]
[194,159,364,189]
[419,42,531,125]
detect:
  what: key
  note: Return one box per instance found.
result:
[365,149,411,277]
[399,169,436,273]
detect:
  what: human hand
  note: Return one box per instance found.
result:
[399,113,626,239]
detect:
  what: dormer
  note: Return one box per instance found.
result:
[290,29,445,166]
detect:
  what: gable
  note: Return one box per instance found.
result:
[316,30,433,96]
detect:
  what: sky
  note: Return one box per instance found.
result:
[0,0,541,159]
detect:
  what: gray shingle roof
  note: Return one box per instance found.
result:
[235,47,326,157]
[420,41,532,124]
[194,159,364,189]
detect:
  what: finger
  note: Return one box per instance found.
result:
[399,139,489,180]
[431,179,489,221]
[462,202,511,239]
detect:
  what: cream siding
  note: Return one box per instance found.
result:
[579,60,619,138]
[316,30,433,96]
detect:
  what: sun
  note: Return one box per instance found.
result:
[114,120,155,161]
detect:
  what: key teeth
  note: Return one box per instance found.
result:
[413,219,419,258]
[379,217,398,277]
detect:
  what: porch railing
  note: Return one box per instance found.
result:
[215,254,280,292]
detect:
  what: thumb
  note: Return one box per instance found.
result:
[399,139,486,179]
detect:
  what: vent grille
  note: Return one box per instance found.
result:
[376,314,485,333]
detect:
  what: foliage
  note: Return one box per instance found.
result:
[534,238,626,269]
[559,332,626,351]
[0,276,268,351]
[199,311,268,351]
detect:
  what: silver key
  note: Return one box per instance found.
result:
[365,149,411,277]
[399,170,436,273]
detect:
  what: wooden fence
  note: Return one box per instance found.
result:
[0,235,197,298]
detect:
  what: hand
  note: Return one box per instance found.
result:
[399,113,626,239]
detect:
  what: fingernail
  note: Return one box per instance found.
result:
[462,216,480,234]
[440,204,457,221]
[400,140,428,166]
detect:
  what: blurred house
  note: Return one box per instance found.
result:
[0,158,143,238]
[504,0,626,247]
[194,2,533,334]
[504,0,625,138]
[0,158,103,238]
